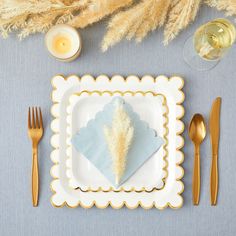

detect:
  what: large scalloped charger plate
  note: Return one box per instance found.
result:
[50,75,185,209]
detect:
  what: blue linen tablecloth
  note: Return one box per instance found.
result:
[0,6,236,236]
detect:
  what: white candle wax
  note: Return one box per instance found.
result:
[45,24,82,62]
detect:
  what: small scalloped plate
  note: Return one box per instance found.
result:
[50,75,185,209]
[66,91,169,191]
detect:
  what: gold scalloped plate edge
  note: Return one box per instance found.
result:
[50,182,184,210]
[66,90,169,193]
[50,74,185,209]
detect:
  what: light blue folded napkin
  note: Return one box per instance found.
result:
[72,97,164,188]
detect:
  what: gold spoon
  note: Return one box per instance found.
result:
[189,114,206,205]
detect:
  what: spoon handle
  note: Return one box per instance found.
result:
[192,145,200,205]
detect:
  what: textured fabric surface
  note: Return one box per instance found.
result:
[0,6,236,236]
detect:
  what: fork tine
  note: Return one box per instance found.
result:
[35,107,40,128]
[32,107,36,129]
[39,107,43,129]
[28,107,31,129]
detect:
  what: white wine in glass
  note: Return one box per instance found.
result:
[183,18,236,71]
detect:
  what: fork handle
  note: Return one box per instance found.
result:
[32,146,39,207]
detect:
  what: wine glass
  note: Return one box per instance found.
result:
[183,18,236,71]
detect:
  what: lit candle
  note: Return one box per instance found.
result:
[45,24,82,62]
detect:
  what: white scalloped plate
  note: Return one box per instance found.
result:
[50,75,185,209]
[66,91,168,191]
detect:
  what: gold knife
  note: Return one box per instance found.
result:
[209,97,221,205]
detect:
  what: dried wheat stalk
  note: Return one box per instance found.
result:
[69,0,133,28]
[205,0,236,16]
[102,0,171,51]
[164,0,202,45]
[0,0,56,20]
[104,100,134,185]
[0,0,90,38]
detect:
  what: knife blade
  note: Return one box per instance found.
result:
[209,97,221,205]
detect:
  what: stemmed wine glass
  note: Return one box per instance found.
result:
[183,18,236,71]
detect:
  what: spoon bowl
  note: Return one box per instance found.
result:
[189,114,206,145]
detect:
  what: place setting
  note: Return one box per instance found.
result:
[3,0,235,210]
[29,15,231,209]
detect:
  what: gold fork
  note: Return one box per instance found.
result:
[28,107,44,207]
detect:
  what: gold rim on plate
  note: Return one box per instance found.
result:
[50,74,185,209]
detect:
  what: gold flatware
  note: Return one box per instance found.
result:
[28,107,44,207]
[189,114,206,205]
[209,97,221,206]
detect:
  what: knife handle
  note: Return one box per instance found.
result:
[192,145,200,205]
[210,154,218,205]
